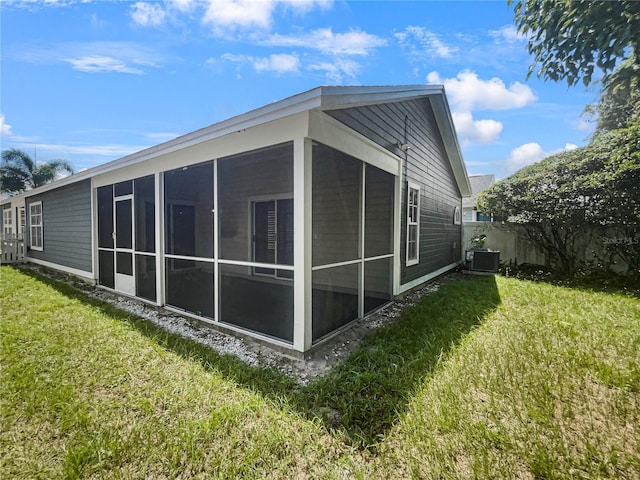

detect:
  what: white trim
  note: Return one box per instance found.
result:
[359,164,365,318]
[113,196,136,295]
[213,160,219,323]
[218,259,294,270]
[364,253,394,262]
[165,253,215,263]
[397,262,459,294]
[28,201,43,251]
[173,309,296,349]
[393,169,402,295]
[96,284,158,306]
[308,110,401,177]
[25,257,94,282]
[293,137,312,352]
[311,258,362,271]
[90,183,97,279]
[91,114,308,189]
[453,205,461,225]
[406,182,420,266]
[157,172,165,306]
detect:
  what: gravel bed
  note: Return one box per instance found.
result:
[18,263,460,385]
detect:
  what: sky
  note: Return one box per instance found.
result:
[1,0,598,180]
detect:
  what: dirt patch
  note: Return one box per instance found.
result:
[17,263,463,385]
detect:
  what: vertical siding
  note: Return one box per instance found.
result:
[26,179,92,272]
[327,98,462,285]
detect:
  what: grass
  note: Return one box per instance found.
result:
[1,265,639,479]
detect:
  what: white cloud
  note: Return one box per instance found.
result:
[489,25,526,43]
[426,70,536,146]
[130,2,167,27]
[427,70,537,111]
[452,111,503,146]
[1,114,13,137]
[64,56,144,74]
[202,0,333,33]
[395,26,458,59]
[168,0,195,12]
[145,132,181,142]
[505,142,579,173]
[507,142,546,171]
[263,28,387,55]
[203,0,276,31]
[254,53,300,73]
[18,41,163,74]
[32,142,150,157]
[222,52,300,74]
[308,58,360,83]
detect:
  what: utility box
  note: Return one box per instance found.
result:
[467,249,500,273]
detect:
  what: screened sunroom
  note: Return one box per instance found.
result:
[94,134,398,353]
[42,85,468,354]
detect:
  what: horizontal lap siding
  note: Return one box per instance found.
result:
[26,179,92,272]
[327,98,462,286]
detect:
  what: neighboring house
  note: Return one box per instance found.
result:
[1,199,26,263]
[462,174,495,222]
[0,85,471,354]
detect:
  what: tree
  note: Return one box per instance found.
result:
[510,0,640,87]
[584,57,640,134]
[478,121,640,276]
[1,148,74,196]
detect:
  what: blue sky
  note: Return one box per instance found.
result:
[1,0,597,180]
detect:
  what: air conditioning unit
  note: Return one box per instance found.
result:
[470,249,500,273]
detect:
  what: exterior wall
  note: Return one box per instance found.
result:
[26,179,92,273]
[327,97,463,286]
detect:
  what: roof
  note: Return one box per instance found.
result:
[3,85,471,199]
[462,174,495,207]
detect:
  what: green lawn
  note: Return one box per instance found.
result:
[1,265,639,479]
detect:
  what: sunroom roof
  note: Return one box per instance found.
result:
[3,85,470,199]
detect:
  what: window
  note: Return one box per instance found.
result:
[3,209,12,237]
[29,202,43,250]
[252,198,293,278]
[454,206,461,225]
[406,183,420,266]
[19,207,26,237]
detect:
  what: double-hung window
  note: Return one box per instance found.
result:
[406,183,420,266]
[29,202,43,251]
[3,209,12,237]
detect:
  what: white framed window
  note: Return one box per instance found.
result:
[29,202,43,251]
[19,207,26,238]
[406,182,420,266]
[453,206,461,225]
[3,209,12,237]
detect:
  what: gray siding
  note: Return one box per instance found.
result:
[26,179,92,272]
[327,98,463,285]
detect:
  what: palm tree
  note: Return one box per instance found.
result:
[1,148,74,195]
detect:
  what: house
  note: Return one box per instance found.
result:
[462,174,495,222]
[0,85,471,354]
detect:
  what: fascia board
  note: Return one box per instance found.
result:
[429,94,472,197]
[317,84,444,111]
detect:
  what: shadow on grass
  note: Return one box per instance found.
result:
[13,265,501,450]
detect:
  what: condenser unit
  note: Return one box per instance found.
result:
[470,249,500,273]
